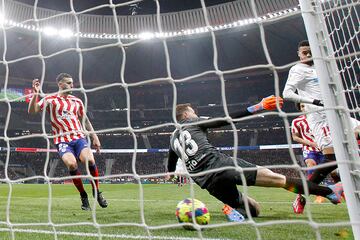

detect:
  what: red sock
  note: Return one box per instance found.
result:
[307,173,313,180]
[88,164,99,190]
[69,169,86,195]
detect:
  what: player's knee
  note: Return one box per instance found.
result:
[67,161,78,171]
[305,159,316,167]
[247,197,261,217]
[250,205,260,218]
[79,148,95,163]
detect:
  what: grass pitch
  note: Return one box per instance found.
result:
[0,183,354,240]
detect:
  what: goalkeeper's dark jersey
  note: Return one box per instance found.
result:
[169,118,218,171]
[167,109,251,188]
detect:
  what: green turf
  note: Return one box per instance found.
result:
[0,184,354,240]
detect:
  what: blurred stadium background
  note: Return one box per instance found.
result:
[0,0,311,183]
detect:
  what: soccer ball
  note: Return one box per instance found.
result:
[175,198,210,229]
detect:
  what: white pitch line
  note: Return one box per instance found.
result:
[0,196,334,205]
[0,228,231,240]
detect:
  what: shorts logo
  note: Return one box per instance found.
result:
[58,143,68,153]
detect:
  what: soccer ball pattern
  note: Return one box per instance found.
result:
[175,198,210,227]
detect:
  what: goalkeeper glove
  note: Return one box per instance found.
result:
[247,95,283,113]
[312,99,324,106]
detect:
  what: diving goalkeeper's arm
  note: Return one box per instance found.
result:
[198,95,283,129]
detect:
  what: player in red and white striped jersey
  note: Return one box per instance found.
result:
[28,73,108,210]
[291,103,327,213]
[291,103,324,173]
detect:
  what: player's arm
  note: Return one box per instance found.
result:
[81,115,101,153]
[28,79,41,114]
[198,95,283,129]
[167,148,178,173]
[292,132,318,148]
[78,100,101,152]
[165,148,178,180]
[282,70,323,106]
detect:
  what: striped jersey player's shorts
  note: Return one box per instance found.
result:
[56,138,89,159]
[303,150,325,164]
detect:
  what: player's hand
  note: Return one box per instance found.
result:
[308,141,318,149]
[32,79,40,94]
[92,136,101,153]
[261,95,283,110]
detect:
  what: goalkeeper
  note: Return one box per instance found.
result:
[167,96,343,221]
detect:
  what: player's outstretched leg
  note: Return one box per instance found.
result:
[255,167,343,204]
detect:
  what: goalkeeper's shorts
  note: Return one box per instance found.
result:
[201,154,258,212]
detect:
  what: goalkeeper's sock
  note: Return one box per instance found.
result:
[88,163,99,191]
[284,177,332,197]
[69,169,86,194]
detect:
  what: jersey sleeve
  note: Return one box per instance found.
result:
[291,119,299,134]
[167,147,178,172]
[197,109,252,129]
[283,66,314,104]
[78,99,85,118]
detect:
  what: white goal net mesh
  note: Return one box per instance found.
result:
[0,0,358,239]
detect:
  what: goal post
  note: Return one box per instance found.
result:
[299,0,360,238]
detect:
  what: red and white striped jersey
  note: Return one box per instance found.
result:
[291,115,320,152]
[37,94,86,144]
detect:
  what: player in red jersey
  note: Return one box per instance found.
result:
[291,103,327,213]
[28,73,108,210]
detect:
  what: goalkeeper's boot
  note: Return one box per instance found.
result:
[81,196,91,211]
[326,182,343,204]
[222,204,245,222]
[292,194,306,214]
[93,189,108,208]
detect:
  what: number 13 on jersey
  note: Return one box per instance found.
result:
[173,130,199,161]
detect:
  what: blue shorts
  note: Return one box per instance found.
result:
[303,150,325,175]
[303,150,325,165]
[57,138,89,160]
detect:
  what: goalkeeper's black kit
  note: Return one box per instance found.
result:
[167,110,258,215]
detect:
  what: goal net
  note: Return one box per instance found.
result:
[299,0,360,238]
[0,0,358,239]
